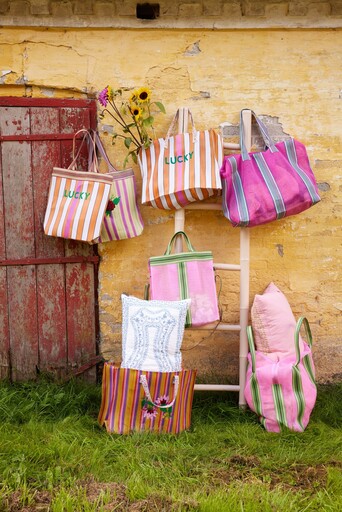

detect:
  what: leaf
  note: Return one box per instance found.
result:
[113,197,121,205]
[131,151,138,164]
[154,101,166,114]
[143,116,154,127]
[124,137,132,149]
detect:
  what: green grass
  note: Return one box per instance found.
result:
[0,378,341,511]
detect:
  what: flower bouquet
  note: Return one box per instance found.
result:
[98,85,165,167]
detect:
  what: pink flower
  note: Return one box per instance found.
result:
[98,86,109,107]
[155,395,170,406]
[142,404,158,419]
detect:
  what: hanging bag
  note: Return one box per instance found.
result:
[244,317,317,433]
[149,231,220,327]
[43,130,113,242]
[87,131,144,243]
[220,109,321,227]
[98,363,197,434]
[138,108,223,210]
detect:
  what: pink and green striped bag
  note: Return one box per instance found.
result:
[244,317,317,433]
[149,231,220,327]
[98,363,197,434]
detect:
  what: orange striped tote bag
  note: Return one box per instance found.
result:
[43,130,113,243]
[98,363,197,434]
[138,109,223,210]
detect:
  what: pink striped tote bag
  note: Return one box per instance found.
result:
[220,110,320,227]
[138,109,223,210]
[87,132,144,243]
[244,317,317,433]
[43,130,113,243]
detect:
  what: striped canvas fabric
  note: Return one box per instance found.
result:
[149,231,220,327]
[97,169,144,243]
[220,110,320,227]
[138,111,223,210]
[43,167,113,242]
[98,363,197,434]
[244,317,317,433]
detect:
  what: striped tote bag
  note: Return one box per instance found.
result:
[244,317,317,433]
[87,132,144,243]
[43,130,113,242]
[138,109,223,210]
[149,231,220,327]
[98,363,197,434]
[220,109,321,227]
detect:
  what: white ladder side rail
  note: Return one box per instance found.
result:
[174,109,251,406]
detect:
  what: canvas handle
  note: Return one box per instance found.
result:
[140,374,179,408]
[165,108,197,140]
[247,326,257,373]
[240,109,278,161]
[87,130,122,174]
[165,231,196,255]
[68,129,96,171]
[294,316,313,366]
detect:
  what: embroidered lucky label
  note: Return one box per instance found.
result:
[164,152,194,165]
[64,190,91,200]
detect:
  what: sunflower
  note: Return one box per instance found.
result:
[136,87,151,103]
[130,104,143,120]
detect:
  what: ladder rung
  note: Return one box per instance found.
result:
[223,142,240,150]
[187,323,241,331]
[184,203,222,210]
[214,263,240,271]
[194,384,240,391]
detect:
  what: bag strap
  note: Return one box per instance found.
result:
[165,231,196,255]
[240,109,278,161]
[165,108,197,140]
[68,129,95,171]
[294,316,313,366]
[247,326,257,373]
[140,374,179,409]
[87,130,123,174]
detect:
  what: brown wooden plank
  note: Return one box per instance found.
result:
[0,267,10,379]
[37,264,67,378]
[66,262,96,382]
[30,107,64,258]
[1,107,35,260]
[8,265,38,381]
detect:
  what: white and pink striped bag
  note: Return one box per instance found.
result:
[138,109,223,210]
[43,130,113,243]
[244,317,317,433]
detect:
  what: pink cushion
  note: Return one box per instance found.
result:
[251,283,304,361]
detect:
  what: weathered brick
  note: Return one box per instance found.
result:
[30,0,50,15]
[178,2,203,17]
[51,0,73,17]
[74,0,93,15]
[222,1,242,17]
[307,1,331,15]
[9,0,30,15]
[288,1,308,15]
[0,1,9,15]
[93,1,116,17]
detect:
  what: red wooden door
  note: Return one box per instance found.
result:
[0,97,100,382]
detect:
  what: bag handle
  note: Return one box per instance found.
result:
[165,231,196,255]
[140,374,179,409]
[247,326,257,373]
[68,129,96,171]
[165,108,197,140]
[240,109,278,161]
[294,316,313,366]
[87,130,124,174]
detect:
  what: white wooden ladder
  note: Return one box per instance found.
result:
[174,108,252,407]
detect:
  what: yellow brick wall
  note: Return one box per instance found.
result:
[0,26,341,382]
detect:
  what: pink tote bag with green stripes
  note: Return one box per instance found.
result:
[220,110,320,227]
[244,317,317,433]
[149,231,220,327]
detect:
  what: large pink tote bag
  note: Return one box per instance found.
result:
[244,317,317,433]
[149,231,220,327]
[220,110,321,227]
